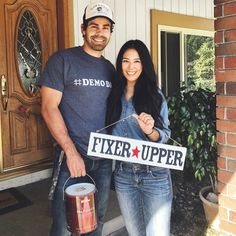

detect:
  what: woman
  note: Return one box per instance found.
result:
[106,40,172,236]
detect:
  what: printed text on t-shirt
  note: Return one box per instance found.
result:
[73,78,112,88]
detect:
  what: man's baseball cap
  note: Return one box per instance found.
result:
[84,2,115,24]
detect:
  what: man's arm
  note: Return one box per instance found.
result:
[40,86,86,177]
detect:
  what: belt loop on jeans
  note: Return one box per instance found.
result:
[146,165,150,173]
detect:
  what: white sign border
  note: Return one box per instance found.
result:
[88,132,186,170]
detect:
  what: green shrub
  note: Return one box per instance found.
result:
[167,87,217,192]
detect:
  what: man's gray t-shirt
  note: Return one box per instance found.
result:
[39,46,115,158]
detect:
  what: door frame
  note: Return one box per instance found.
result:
[57,0,74,49]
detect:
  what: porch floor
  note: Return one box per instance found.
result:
[0,178,127,236]
[0,171,214,236]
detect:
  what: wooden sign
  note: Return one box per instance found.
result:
[87,132,186,170]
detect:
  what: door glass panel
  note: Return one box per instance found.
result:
[185,35,215,91]
[17,10,42,96]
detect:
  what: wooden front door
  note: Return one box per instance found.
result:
[0,0,58,173]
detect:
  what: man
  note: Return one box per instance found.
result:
[39,3,115,236]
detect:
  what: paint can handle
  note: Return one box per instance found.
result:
[62,174,96,200]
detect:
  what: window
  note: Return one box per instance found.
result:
[185,35,215,92]
[151,10,214,97]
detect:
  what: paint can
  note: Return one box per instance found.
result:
[64,175,97,235]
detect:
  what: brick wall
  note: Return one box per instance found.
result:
[215,0,236,235]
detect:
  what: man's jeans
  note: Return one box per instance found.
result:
[49,146,112,236]
[114,162,172,236]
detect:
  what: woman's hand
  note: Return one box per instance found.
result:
[132,112,154,135]
[132,113,160,141]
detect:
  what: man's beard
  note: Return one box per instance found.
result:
[85,35,109,51]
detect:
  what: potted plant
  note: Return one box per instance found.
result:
[167,86,219,230]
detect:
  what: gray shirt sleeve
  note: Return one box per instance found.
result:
[38,52,64,92]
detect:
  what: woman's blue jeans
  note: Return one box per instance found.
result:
[114,162,173,236]
[49,146,112,236]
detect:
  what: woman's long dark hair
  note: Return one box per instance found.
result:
[106,39,164,133]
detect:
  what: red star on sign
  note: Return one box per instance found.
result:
[132,146,140,158]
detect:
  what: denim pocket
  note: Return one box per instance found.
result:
[145,171,172,199]
[148,168,169,182]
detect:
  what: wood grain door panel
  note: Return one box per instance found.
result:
[0,0,58,171]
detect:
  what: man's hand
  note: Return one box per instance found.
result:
[66,151,86,178]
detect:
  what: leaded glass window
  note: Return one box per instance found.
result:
[17,10,42,96]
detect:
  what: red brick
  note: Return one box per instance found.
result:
[218,169,236,184]
[215,57,224,69]
[228,184,236,198]
[219,195,236,210]
[218,169,230,183]
[217,120,236,133]
[227,133,236,145]
[225,29,236,42]
[218,181,228,194]
[217,95,236,107]
[215,42,236,56]
[216,82,225,94]
[217,131,226,143]
[220,220,236,234]
[224,2,236,16]
[216,107,225,119]
[218,144,236,157]
[216,70,236,82]
[215,0,233,4]
[219,207,228,220]
[215,31,224,44]
[215,5,223,17]
[229,211,236,222]
[225,57,236,69]
[227,109,236,120]
[228,159,236,172]
[215,16,236,31]
[226,82,236,94]
[218,157,227,169]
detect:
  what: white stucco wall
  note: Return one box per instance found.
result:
[73,0,214,64]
